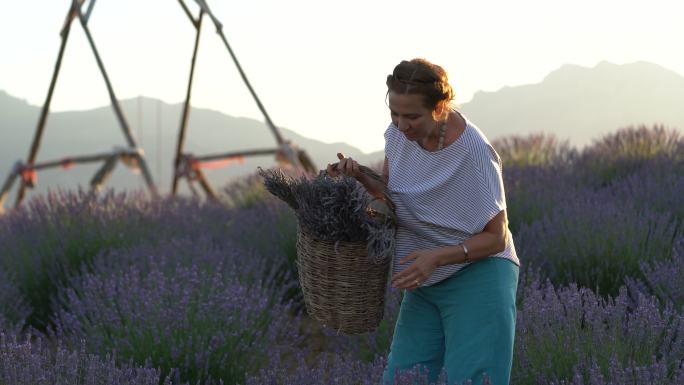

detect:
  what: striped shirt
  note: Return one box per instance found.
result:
[384,113,520,287]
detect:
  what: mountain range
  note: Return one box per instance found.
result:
[1,60,682,203]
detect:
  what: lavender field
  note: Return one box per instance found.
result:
[1,125,683,385]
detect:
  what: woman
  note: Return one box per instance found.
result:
[327,58,520,385]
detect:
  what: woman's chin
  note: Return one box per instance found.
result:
[402,132,417,141]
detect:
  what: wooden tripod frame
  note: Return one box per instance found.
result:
[0,0,317,214]
[0,0,158,214]
[171,0,317,201]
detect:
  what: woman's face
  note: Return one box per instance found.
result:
[387,91,438,142]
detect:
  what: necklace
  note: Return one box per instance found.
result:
[437,120,447,150]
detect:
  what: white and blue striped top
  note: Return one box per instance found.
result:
[384,113,520,287]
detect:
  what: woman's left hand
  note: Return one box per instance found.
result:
[391,248,442,289]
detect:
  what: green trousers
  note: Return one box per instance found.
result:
[382,257,519,385]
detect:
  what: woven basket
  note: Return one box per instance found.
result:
[296,227,391,334]
[295,164,395,334]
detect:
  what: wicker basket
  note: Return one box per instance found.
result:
[296,227,391,334]
[295,163,395,334]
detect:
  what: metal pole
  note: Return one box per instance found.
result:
[172,10,204,195]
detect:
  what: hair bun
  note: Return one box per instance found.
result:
[386,58,455,111]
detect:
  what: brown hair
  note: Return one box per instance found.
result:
[386,58,455,118]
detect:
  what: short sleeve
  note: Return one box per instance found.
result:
[474,144,507,230]
[384,123,397,159]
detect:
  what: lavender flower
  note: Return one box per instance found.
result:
[514,277,683,384]
[0,188,236,329]
[576,124,684,186]
[515,192,681,297]
[51,250,303,385]
[504,163,581,232]
[626,236,684,310]
[245,350,460,385]
[0,333,175,385]
[603,163,684,223]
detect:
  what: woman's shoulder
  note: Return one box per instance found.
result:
[384,122,397,140]
[460,117,502,168]
[384,122,407,156]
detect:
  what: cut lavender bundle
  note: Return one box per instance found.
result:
[258,167,299,210]
[258,167,395,264]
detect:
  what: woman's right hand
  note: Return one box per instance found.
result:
[326,152,362,179]
[327,153,389,203]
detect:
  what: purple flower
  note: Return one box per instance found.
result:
[51,243,303,385]
[514,276,683,384]
[0,332,175,385]
[0,188,237,329]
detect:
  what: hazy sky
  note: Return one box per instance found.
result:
[1,0,682,153]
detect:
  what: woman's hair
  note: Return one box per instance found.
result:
[386,58,455,116]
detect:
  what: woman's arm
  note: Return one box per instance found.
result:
[435,209,508,266]
[391,209,508,289]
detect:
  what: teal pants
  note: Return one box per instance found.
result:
[382,257,519,385]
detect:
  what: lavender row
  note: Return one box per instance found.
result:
[50,243,303,385]
[0,188,236,330]
[248,274,684,384]
[4,271,682,384]
[513,272,684,384]
[498,125,684,231]
[514,193,682,297]
[0,333,176,385]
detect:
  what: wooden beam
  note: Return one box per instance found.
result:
[16,1,77,207]
[193,147,279,162]
[0,168,19,213]
[75,2,158,197]
[172,10,204,195]
[177,0,198,28]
